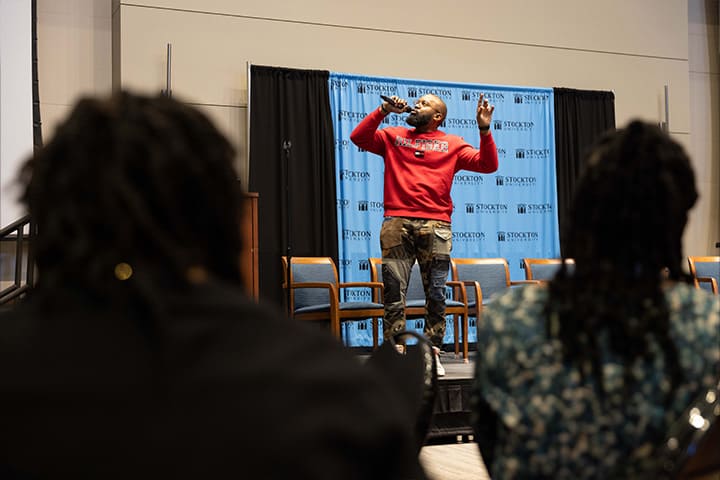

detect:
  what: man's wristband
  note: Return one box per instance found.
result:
[479,125,490,132]
[380,105,389,115]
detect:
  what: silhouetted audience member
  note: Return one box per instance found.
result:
[0,92,426,479]
[471,120,719,479]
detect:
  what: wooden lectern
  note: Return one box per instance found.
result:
[240,192,259,300]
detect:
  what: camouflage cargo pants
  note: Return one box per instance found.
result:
[379,216,452,347]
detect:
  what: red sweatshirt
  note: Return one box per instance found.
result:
[350,108,499,223]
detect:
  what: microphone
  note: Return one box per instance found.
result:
[380,95,412,113]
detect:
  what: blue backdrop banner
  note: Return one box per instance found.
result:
[329,72,559,347]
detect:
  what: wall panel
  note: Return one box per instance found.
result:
[121,0,688,59]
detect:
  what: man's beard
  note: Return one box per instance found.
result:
[406,112,431,128]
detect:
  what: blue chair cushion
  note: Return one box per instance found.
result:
[406,299,426,308]
[296,302,384,314]
[295,304,331,314]
[339,302,384,311]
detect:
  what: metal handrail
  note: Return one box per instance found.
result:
[0,215,35,305]
[0,214,31,237]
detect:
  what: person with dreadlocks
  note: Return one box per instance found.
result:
[470,120,719,479]
[0,91,427,479]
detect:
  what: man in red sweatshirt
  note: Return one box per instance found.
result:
[350,93,498,375]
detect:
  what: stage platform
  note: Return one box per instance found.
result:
[426,350,476,442]
[357,347,479,444]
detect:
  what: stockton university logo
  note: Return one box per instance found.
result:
[452,231,486,242]
[339,170,370,182]
[335,138,353,150]
[356,82,398,95]
[453,174,484,186]
[465,203,508,214]
[345,289,371,301]
[492,119,534,132]
[517,203,553,214]
[406,86,455,100]
[461,91,505,103]
[343,229,372,241]
[513,92,550,104]
[357,200,383,212]
[413,86,453,99]
[516,148,551,159]
[336,199,350,209]
[496,231,540,242]
[338,110,367,122]
[445,118,478,129]
[329,78,349,90]
[353,320,370,331]
[358,259,370,271]
[382,114,407,126]
[496,175,538,187]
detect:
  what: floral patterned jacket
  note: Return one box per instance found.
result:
[472,282,720,479]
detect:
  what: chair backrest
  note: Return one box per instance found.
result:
[523,258,575,281]
[688,256,720,294]
[281,256,339,310]
[368,258,426,301]
[452,258,510,304]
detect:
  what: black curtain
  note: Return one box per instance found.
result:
[553,88,615,254]
[249,65,338,308]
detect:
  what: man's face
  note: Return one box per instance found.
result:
[406,95,441,128]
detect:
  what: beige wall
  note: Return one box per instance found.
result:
[36,0,720,257]
[37,1,112,140]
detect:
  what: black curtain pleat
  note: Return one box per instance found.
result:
[249,65,338,308]
[553,87,615,254]
[32,0,42,151]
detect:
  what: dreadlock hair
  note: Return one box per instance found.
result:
[547,120,698,402]
[20,91,243,316]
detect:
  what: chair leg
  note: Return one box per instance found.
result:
[453,315,460,356]
[330,312,341,341]
[462,314,469,363]
[372,317,379,349]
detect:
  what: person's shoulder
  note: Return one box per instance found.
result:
[480,284,547,336]
[488,283,547,315]
[183,281,279,318]
[665,282,719,316]
[171,281,314,336]
[0,296,46,343]
[665,282,719,335]
[177,281,367,361]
